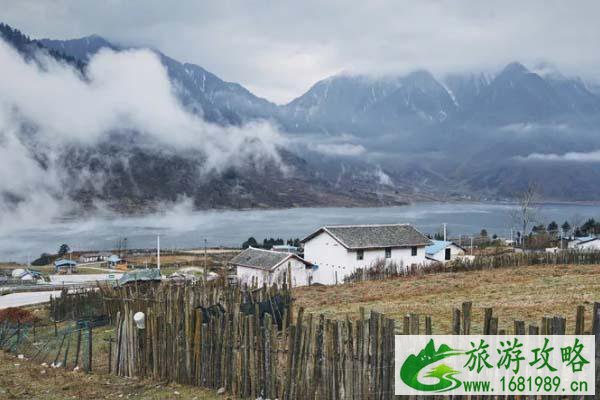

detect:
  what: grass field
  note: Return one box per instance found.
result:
[294,264,600,334]
[0,351,224,399]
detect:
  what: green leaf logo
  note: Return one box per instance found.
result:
[400,339,464,392]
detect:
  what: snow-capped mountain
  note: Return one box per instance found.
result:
[5,22,600,205]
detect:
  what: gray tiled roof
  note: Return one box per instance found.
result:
[303,224,431,249]
[230,247,304,271]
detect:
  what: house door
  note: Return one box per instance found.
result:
[445,248,451,260]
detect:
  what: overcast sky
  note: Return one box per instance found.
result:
[2,0,600,104]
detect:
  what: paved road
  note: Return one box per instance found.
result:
[48,273,122,285]
[0,290,62,309]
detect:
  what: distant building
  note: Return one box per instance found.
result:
[271,245,300,254]
[230,247,313,288]
[568,236,600,251]
[11,268,42,281]
[79,253,100,263]
[107,254,122,267]
[425,240,466,263]
[301,224,431,285]
[54,259,77,273]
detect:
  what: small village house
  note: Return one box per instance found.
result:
[567,236,600,250]
[11,268,42,281]
[107,254,122,268]
[425,240,466,263]
[54,259,77,274]
[79,253,98,263]
[229,247,313,287]
[301,224,431,285]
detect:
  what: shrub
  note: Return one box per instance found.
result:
[0,307,40,324]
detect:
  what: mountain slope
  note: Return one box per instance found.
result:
[39,35,278,126]
[5,24,600,204]
[1,24,410,213]
[281,71,457,136]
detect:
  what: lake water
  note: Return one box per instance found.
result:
[3,202,600,262]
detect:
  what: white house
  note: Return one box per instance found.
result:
[230,247,313,288]
[301,224,431,285]
[568,237,600,250]
[425,240,466,263]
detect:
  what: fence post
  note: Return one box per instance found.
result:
[63,329,72,369]
[489,317,498,335]
[409,313,419,335]
[74,327,82,369]
[462,302,472,335]
[108,337,113,374]
[425,316,432,335]
[452,308,461,335]
[87,324,93,373]
[575,305,585,334]
[514,320,525,335]
[483,307,493,335]
[593,302,600,400]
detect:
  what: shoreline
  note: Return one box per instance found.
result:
[57,199,600,222]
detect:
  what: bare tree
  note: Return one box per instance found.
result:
[510,183,540,251]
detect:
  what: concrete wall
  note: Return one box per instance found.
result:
[303,231,427,285]
[428,244,465,263]
[576,240,600,251]
[236,257,311,287]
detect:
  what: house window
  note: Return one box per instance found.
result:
[445,247,451,260]
[411,246,418,256]
[357,250,364,260]
[385,248,391,258]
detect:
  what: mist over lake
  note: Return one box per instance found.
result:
[3,202,600,263]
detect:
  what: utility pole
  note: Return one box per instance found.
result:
[470,236,474,255]
[204,238,208,282]
[560,229,564,250]
[443,223,447,242]
[157,235,161,273]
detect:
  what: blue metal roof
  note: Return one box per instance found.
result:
[54,259,77,267]
[272,245,299,251]
[425,240,452,256]
[107,255,121,263]
[118,268,161,285]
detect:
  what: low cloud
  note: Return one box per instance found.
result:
[314,143,366,156]
[373,166,393,186]
[0,38,284,231]
[516,150,600,162]
[500,122,569,134]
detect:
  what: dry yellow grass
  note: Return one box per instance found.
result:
[294,264,600,334]
[0,351,224,399]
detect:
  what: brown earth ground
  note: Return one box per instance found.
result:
[0,351,226,400]
[293,264,600,334]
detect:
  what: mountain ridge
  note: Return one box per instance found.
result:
[4,23,600,207]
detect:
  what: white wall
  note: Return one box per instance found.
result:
[576,240,600,251]
[236,257,311,288]
[303,231,427,285]
[428,244,465,263]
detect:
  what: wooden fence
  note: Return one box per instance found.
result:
[103,282,600,399]
[50,288,105,321]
